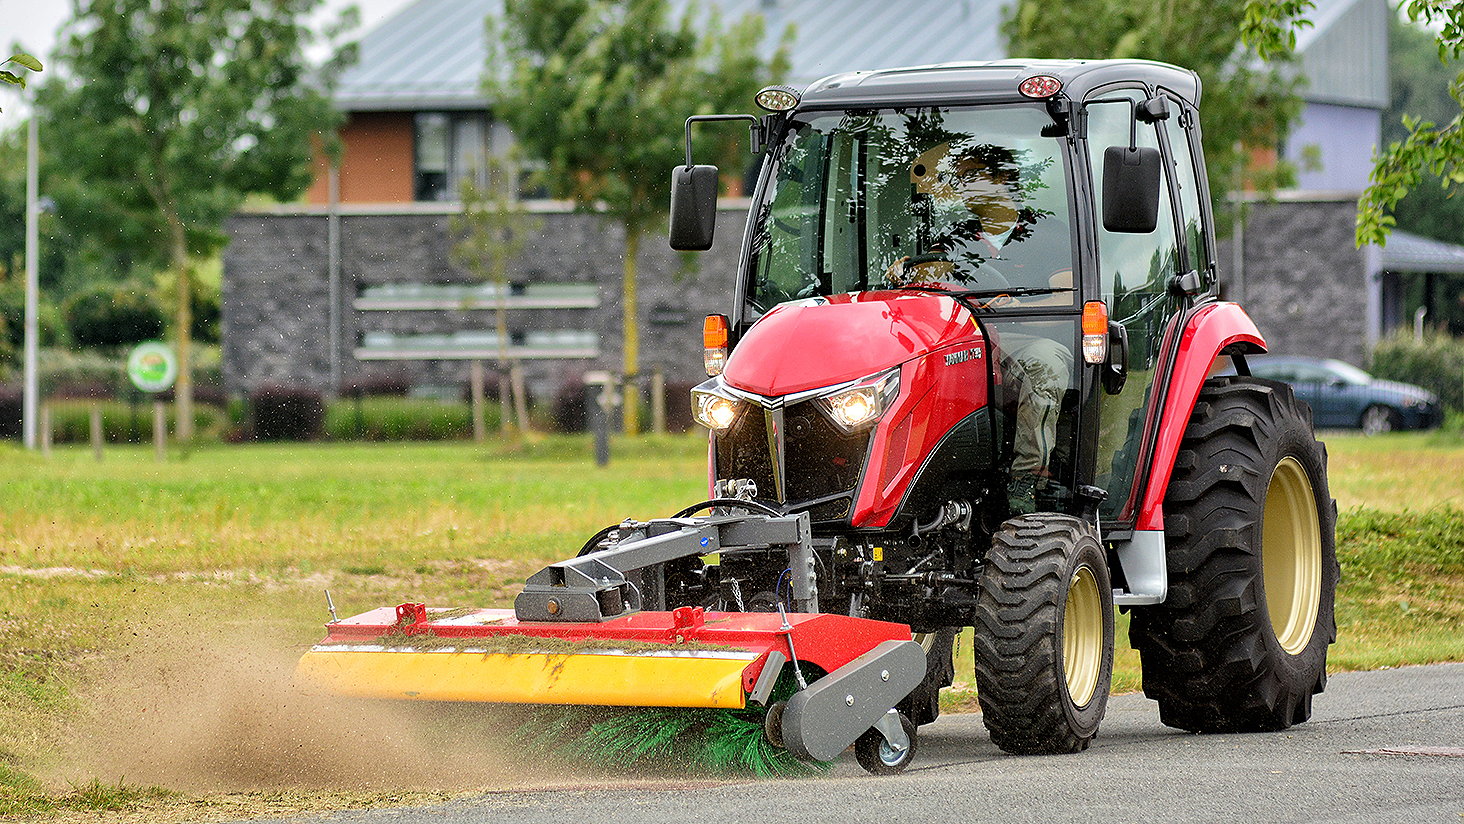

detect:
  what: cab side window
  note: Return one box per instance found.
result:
[1087,90,1182,522]
[1160,104,1209,288]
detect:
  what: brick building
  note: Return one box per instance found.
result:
[222,0,1456,402]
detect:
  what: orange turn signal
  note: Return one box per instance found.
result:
[703,314,730,376]
[1081,301,1108,365]
[703,314,729,349]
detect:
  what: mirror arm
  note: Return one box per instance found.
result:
[684,114,764,166]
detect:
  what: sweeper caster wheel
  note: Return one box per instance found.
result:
[854,711,917,775]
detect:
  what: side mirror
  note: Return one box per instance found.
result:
[669,164,719,251]
[1101,146,1161,234]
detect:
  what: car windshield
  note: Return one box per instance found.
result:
[1326,360,1372,385]
[747,104,1074,313]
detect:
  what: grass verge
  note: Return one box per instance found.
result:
[0,432,1459,817]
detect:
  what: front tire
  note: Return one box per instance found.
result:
[1130,377,1338,732]
[973,515,1114,754]
[1360,404,1399,436]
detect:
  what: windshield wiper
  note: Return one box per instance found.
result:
[892,284,1076,299]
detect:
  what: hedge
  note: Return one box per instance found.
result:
[1371,332,1464,412]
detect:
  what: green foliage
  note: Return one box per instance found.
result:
[324,398,487,441]
[43,400,223,444]
[36,0,357,427]
[1243,0,1464,247]
[0,278,67,376]
[0,53,41,112]
[487,0,787,235]
[1006,0,1304,219]
[1371,331,1464,412]
[63,282,166,348]
[486,0,788,432]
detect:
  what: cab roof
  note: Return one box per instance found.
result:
[798,58,1201,110]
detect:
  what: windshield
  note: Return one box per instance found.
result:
[747,104,1074,312]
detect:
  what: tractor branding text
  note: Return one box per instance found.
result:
[944,347,984,366]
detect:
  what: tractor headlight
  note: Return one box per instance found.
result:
[817,369,900,432]
[692,388,741,432]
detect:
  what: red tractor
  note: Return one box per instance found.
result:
[300,59,1337,774]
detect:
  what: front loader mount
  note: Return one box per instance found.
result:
[297,509,929,771]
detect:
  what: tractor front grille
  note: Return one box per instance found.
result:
[714,399,872,522]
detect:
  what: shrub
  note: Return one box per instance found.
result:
[341,368,414,397]
[1371,332,1464,412]
[44,400,221,443]
[64,282,165,348]
[664,380,696,433]
[0,385,18,438]
[324,397,483,441]
[249,384,325,441]
[551,380,588,433]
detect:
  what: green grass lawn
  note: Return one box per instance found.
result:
[0,430,1460,819]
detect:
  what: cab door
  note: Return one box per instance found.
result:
[1084,89,1207,526]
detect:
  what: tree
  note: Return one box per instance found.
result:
[36,0,354,441]
[1243,0,1464,246]
[1006,0,1303,220]
[486,0,788,434]
[1381,12,1464,245]
[451,154,541,440]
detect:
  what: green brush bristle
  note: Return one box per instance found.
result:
[514,706,826,778]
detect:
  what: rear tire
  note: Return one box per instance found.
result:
[973,515,1113,754]
[1131,377,1338,733]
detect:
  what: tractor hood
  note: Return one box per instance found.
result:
[722,291,979,397]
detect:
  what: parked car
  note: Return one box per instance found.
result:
[1221,355,1442,434]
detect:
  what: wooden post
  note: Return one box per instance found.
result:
[469,359,487,443]
[498,373,512,435]
[153,400,167,462]
[39,403,51,457]
[89,403,103,462]
[510,361,530,433]
[651,367,666,435]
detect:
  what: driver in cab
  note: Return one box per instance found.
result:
[886,142,1074,515]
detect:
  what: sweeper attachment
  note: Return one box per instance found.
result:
[301,58,1341,776]
[298,509,930,772]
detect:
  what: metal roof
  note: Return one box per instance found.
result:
[334,0,1013,111]
[1380,230,1464,275]
[333,0,1386,113]
[1291,0,1388,109]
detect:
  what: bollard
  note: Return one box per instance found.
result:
[90,403,103,462]
[39,403,51,457]
[469,359,487,443]
[651,367,666,435]
[583,370,617,467]
[153,400,167,462]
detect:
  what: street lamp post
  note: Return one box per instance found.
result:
[22,110,39,450]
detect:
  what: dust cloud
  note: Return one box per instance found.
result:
[48,626,558,794]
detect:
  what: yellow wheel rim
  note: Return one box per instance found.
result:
[1063,565,1103,707]
[1262,456,1323,655]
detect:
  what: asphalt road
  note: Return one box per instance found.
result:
[250,663,1464,824]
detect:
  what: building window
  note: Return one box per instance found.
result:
[414,111,489,201]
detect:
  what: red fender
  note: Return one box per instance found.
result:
[1134,302,1266,532]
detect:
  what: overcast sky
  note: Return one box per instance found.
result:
[1,0,413,113]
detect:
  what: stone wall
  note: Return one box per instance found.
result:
[222,204,751,401]
[223,195,1375,403]
[1217,195,1370,366]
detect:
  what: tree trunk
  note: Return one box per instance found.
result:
[622,228,640,436]
[165,211,194,444]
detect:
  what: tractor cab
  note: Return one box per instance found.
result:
[676,59,1215,532]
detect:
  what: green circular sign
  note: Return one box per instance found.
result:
[127,341,178,393]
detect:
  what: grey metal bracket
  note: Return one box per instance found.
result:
[780,639,926,762]
[514,512,814,622]
[873,708,910,754]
